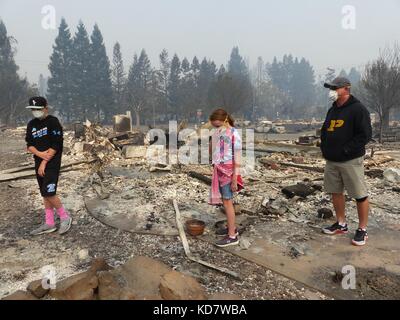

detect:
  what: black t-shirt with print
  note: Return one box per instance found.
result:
[25,115,63,169]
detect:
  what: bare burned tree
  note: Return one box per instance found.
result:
[358,44,400,143]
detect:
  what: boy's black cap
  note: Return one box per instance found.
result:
[324,77,351,90]
[26,96,48,109]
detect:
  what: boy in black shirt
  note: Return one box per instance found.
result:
[25,97,72,236]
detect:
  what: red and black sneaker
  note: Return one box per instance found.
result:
[352,228,368,246]
[322,222,348,235]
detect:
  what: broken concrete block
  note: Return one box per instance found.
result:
[122,145,147,159]
[208,293,242,300]
[49,271,98,300]
[159,270,207,300]
[383,168,400,184]
[27,279,49,298]
[282,183,316,198]
[2,290,38,300]
[120,256,170,295]
[317,208,333,219]
[99,258,169,301]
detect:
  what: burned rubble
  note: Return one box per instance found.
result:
[1,117,400,300]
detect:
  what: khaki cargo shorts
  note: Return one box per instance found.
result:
[324,156,368,199]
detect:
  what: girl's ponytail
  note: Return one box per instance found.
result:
[209,108,235,127]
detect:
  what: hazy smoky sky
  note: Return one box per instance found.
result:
[1,0,400,83]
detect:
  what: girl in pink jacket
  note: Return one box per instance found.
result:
[209,109,243,247]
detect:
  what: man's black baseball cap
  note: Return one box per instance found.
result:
[26,96,48,109]
[324,77,351,90]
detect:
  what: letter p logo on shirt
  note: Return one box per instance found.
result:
[327,120,345,132]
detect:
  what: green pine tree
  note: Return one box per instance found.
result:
[191,56,200,79]
[70,21,92,121]
[190,56,201,115]
[48,18,73,121]
[225,47,252,115]
[227,46,248,77]
[158,49,170,117]
[168,54,181,119]
[111,42,126,113]
[179,57,195,119]
[198,58,216,112]
[290,57,316,118]
[89,23,114,123]
[268,54,316,119]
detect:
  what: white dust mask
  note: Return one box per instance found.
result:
[328,90,339,102]
[32,110,45,119]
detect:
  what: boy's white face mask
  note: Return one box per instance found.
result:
[328,90,339,102]
[32,110,45,119]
